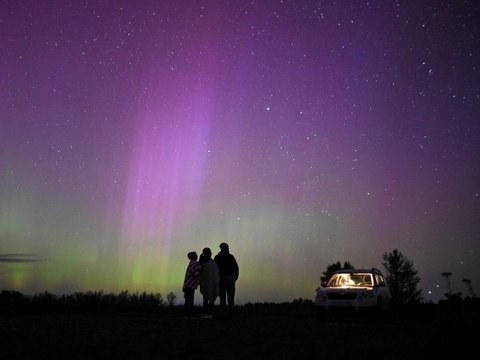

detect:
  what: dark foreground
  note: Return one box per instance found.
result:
[1,305,478,359]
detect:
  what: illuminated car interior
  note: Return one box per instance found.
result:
[326,273,374,288]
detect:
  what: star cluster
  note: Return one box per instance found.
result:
[1,1,479,303]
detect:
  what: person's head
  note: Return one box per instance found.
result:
[187,251,197,261]
[202,247,212,260]
[219,243,229,252]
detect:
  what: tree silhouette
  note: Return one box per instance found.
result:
[321,261,354,283]
[441,272,452,297]
[382,249,422,306]
[462,278,477,298]
[166,292,177,307]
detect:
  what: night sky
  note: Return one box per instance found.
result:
[1,1,479,304]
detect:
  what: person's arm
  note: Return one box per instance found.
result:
[233,256,239,280]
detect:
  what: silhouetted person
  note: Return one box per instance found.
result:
[214,243,239,313]
[182,251,201,319]
[199,247,220,318]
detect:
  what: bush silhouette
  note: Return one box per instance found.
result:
[0,290,166,314]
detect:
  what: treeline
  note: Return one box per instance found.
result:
[0,290,169,314]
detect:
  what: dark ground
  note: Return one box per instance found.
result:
[1,304,478,359]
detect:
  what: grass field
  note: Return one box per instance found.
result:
[1,302,478,359]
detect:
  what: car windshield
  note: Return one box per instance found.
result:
[327,273,373,287]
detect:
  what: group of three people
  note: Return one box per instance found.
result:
[182,242,239,318]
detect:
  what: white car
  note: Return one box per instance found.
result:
[315,268,391,321]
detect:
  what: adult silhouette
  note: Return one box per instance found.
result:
[199,247,220,318]
[214,243,239,313]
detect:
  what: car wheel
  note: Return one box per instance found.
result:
[372,298,384,322]
[373,298,392,323]
[315,306,326,322]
